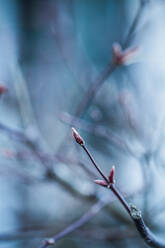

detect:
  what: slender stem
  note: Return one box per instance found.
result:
[82,144,109,184]
[81,143,131,215]
[123,0,147,48]
[110,184,131,215]
[78,137,165,248]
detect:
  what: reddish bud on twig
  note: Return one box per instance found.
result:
[94,179,108,187]
[109,165,115,184]
[72,127,84,145]
[3,149,14,159]
[0,85,7,96]
[112,42,138,65]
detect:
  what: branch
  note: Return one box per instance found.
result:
[123,0,148,48]
[56,0,148,159]
[0,122,96,201]
[0,221,135,243]
[40,197,111,248]
[73,0,147,118]
[72,128,165,248]
[60,112,137,157]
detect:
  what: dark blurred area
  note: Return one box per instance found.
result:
[0,0,165,247]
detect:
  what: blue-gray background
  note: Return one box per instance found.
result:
[0,0,165,247]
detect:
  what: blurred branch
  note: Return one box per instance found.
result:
[60,112,138,158]
[0,164,40,185]
[45,170,96,201]
[123,0,148,47]
[40,197,111,248]
[74,0,148,117]
[76,227,136,242]
[10,63,37,129]
[0,223,135,243]
[3,0,148,197]
[0,122,96,201]
[56,0,148,159]
[56,153,98,179]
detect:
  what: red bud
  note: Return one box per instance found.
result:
[109,165,115,184]
[72,127,84,145]
[0,85,7,96]
[94,179,108,187]
[3,149,14,158]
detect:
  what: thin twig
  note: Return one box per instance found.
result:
[123,0,148,48]
[73,129,165,248]
[81,144,109,184]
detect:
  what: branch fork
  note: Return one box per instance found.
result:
[112,42,138,65]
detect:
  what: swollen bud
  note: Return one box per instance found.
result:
[109,165,115,184]
[94,179,108,187]
[72,127,84,145]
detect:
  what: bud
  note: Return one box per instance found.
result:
[112,42,123,65]
[47,238,55,245]
[0,85,7,96]
[3,149,14,159]
[109,165,115,184]
[112,42,138,65]
[72,127,84,145]
[112,42,122,56]
[94,179,108,187]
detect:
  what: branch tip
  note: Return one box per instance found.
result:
[72,127,84,145]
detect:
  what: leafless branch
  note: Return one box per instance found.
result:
[72,129,165,248]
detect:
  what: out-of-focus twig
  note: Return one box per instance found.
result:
[60,112,138,158]
[75,0,148,117]
[0,122,96,200]
[123,0,148,47]
[10,63,37,129]
[40,197,111,248]
[0,223,136,243]
[76,227,136,242]
[56,0,148,159]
